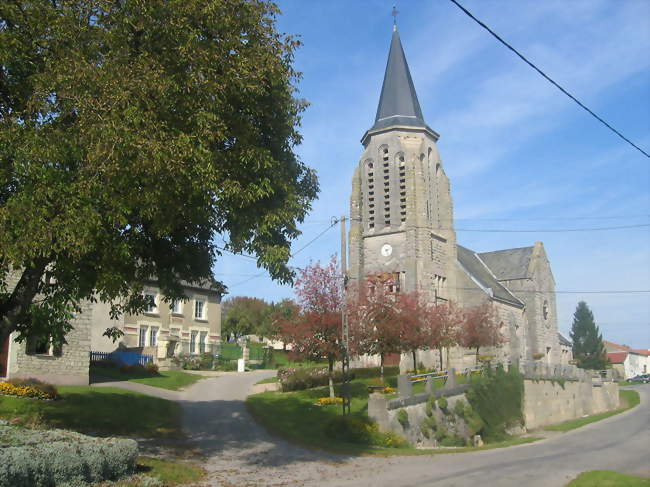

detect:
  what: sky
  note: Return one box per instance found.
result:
[215,0,650,348]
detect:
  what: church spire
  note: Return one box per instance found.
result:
[370,27,428,133]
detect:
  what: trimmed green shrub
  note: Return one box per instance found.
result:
[397,409,409,429]
[375,431,407,448]
[465,363,523,442]
[0,424,137,486]
[437,396,448,412]
[420,424,430,438]
[454,400,466,418]
[425,394,435,417]
[439,433,465,447]
[278,367,345,392]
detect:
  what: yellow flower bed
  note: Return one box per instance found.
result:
[381,386,396,394]
[0,381,55,400]
[317,396,344,406]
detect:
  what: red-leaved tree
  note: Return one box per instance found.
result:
[459,302,504,363]
[423,301,462,371]
[396,291,429,373]
[348,275,427,379]
[278,256,342,398]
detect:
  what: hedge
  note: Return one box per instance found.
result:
[277,365,401,392]
[0,422,138,486]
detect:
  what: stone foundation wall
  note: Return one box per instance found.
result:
[8,301,92,386]
[368,386,471,448]
[523,379,619,430]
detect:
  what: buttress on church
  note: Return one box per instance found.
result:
[348,27,563,371]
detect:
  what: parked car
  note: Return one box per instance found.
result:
[627,374,650,384]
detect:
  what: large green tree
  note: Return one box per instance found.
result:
[570,301,608,370]
[0,0,318,347]
[221,296,270,340]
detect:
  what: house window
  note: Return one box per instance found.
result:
[195,300,206,320]
[190,331,198,354]
[199,332,207,354]
[139,327,148,347]
[171,300,183,314]
[26,335,62,357]
[144,293,157,313]
[149,327,159,347]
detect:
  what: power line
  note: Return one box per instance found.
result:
[227,219,340,289]
[455,223,650,233]
[447,0,650,159]
[216,246,258,261]
[348,217,650,232]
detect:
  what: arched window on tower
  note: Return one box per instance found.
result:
[379,144,389,163]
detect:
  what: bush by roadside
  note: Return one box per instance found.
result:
[0,421,137,487]
[278,365,401,392]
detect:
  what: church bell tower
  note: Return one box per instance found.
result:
[349,26,458,303]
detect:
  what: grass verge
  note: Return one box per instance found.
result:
[92,367,204,391]
[566,470,650,486]
[255,376,279,385]
[545,389,640,432]
[92,456,206,486]
[0,386,182,438]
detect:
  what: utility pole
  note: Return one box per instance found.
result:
[340,215,351,415]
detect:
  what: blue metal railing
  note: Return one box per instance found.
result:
[90,351,153,366]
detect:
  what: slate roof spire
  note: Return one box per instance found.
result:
[370,27,430,133]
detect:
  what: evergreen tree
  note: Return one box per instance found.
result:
[570,301,608,370]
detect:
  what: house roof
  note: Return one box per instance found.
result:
[456,245,524,308]
[368,28,434,134]
[604,340,631,352]
[607,351,628,364]
[477,246,534,280]
[631,349,650,357]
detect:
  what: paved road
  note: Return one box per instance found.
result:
[94,373,650,486]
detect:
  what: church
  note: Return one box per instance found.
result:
[348,26,561,370]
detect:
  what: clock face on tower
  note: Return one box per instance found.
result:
[380,244,393,257]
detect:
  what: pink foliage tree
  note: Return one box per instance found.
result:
[459,302,504,363]
[278,256,343,398]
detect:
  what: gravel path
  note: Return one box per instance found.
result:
[94,374,650,486]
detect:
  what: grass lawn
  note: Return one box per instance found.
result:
[255,376,279,385]
[566,470,650,486]
[246,374,536,456]
[545,389,640,432]
[92,367,204,391]
[0,386,182,438]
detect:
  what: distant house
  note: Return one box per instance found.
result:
[1,273,222,386]
[606,348,649,380]
[91,280,223,362]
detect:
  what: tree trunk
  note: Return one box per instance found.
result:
[380,353,385,382]
[328,356,335,399]
[412,350,417,374]
[438,347,444,371]
[0,259,49,344]
[476,346,480,365]
[446,347,450,371]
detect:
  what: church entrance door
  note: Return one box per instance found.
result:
[0,335,9,378]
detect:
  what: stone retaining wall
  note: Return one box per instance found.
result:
[523,378,619,429]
